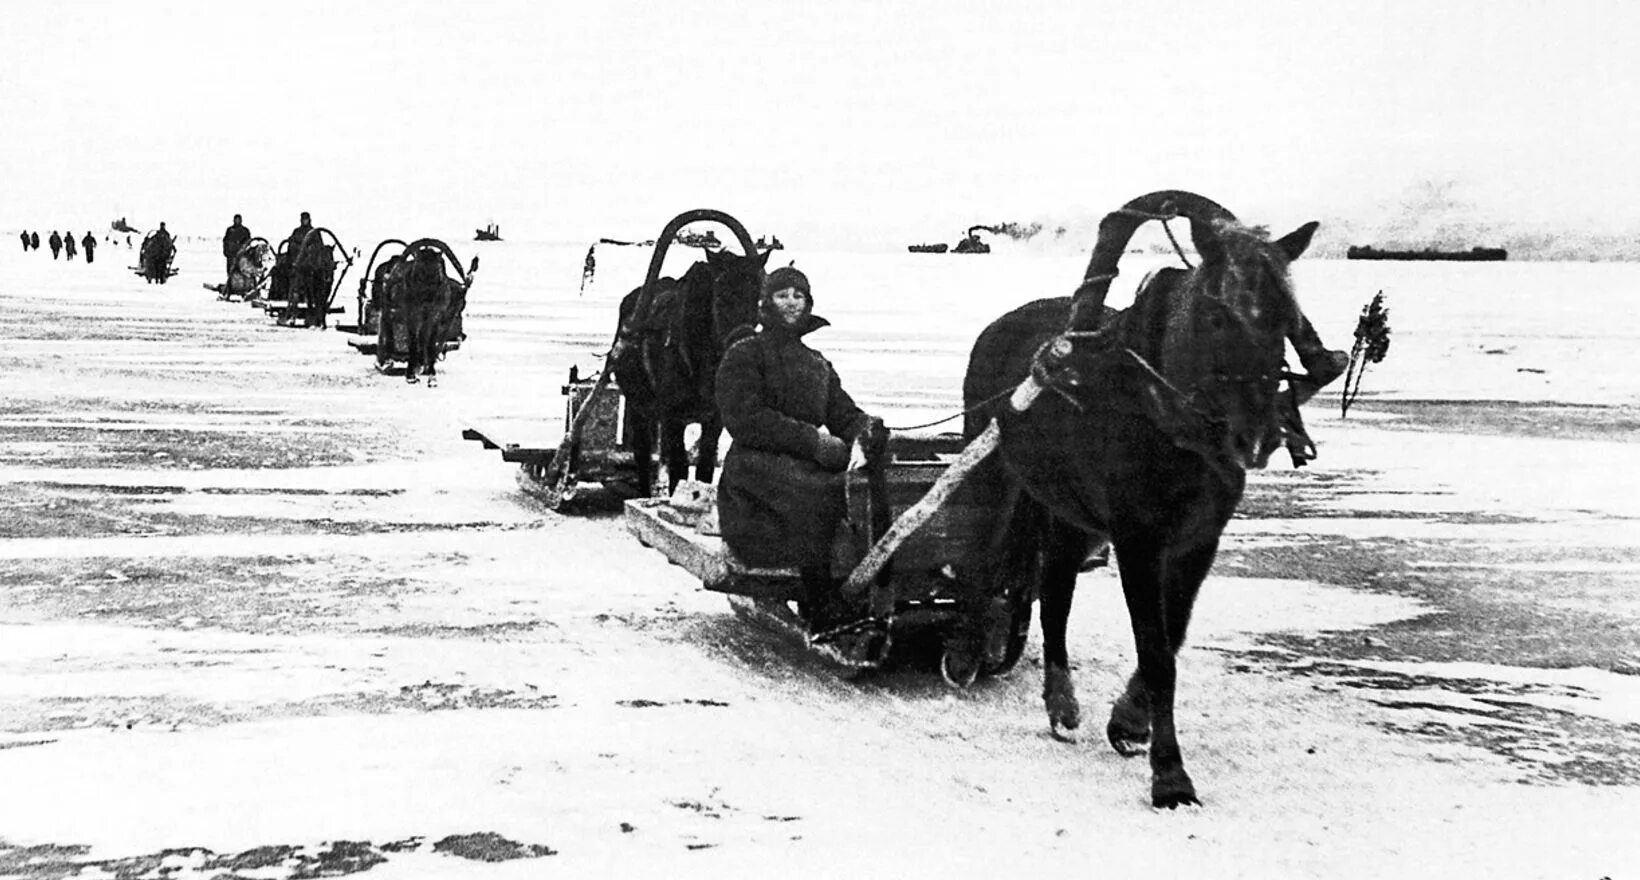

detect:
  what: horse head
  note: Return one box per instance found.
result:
[631,209,768,357]
[403,245,447,291]
[1068,191,1324,470]
[1149,218,1317,469]
[703,246,771,350]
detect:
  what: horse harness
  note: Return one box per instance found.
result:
[1024,263,1322,476]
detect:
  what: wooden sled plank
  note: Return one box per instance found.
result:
[624,498,803,598]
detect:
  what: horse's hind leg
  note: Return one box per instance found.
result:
[1039,517,1094,740]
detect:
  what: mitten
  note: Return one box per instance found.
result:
[813,433,850,472]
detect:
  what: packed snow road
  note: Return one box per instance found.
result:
[0,243,1635,879]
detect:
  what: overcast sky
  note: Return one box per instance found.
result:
[5,0,1638,252]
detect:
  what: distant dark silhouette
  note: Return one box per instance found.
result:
[1345,244,1507,262]
[278,212,335,327]
[48,231,62,259]
[284,212,313,253]
[81,232,96,263]
[379,239,475,386]
[139,223,176,284]
[580,245,596,293]
[30,232,39,250]
[223,213,251,278]
[64,232,77,260]
[19,231,27,252]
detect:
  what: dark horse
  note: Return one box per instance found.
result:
[611,210,770,496]
[382,238,477,387]
[961,191,1347,808]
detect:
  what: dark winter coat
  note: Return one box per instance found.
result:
[223,222,251,259]
[284,223,318,264]
[81,233,96,263]
[715,312,871,567]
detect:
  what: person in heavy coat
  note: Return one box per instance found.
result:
[48,230,62,259]
[81,232,96,263]
[715,266,887,632]
[223,214,251,277]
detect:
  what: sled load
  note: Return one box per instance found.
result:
[204,238,275,302]
[343,238,477,386]
[265,228,351,327]
[462,366,655,503]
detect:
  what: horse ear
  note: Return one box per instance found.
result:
[1277,221,1320,261]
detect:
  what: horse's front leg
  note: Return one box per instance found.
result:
[624,404,656,498]
[423,332,439,388]
[693,416,722,484]
[1111,526,1212,809]
[660,419,690,495]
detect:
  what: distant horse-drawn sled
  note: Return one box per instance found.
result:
[464,208,766,504]
[262,228,352,328]
[341,237,477,385]
[204,238,276,302]
[470,193,1348,808]
[133,230,177,283]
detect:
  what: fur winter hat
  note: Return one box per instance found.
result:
[762,266,811,306]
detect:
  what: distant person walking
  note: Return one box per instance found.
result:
[19,231,28,252]
[64,232,77,261]
[30,231,40,250]
[223,213,251,279]
[48,231,63,259]
[580,245,596,293]
[81,232,97,264]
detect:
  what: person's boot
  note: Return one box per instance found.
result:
[801,564,863,639]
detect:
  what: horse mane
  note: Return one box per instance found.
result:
[1205,220,1303,334]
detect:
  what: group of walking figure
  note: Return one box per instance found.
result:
[19,229,100,263]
